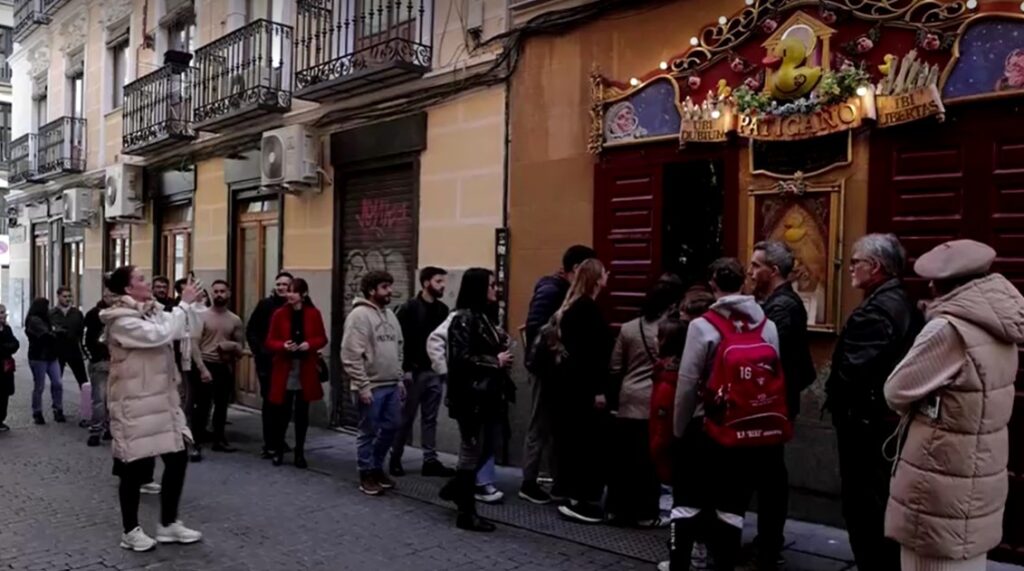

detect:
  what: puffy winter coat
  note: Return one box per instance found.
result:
[101,296,197,463]
[884,274,1024,560]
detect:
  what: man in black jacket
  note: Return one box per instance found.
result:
[825,233,921,571]
[390,267,454,478]
[84,287,114,447]
[50,286,89,390]
[519,244,596,504]
[747,241,817,569]
[246,271,293,458]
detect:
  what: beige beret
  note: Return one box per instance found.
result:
[914,239,996,280]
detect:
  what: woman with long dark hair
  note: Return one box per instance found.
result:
[265,278,327,469]
[442,268,513,532]
[25,297,64,424]
[553,258,612,525]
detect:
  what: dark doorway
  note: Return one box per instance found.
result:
[662,159,725,287]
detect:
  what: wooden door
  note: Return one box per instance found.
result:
[234,199,280,409]
[869,100,1024,563]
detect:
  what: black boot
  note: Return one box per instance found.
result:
[294,449,307,469]
[454,470,495,532]
[708,516,744,571]
[668,514,699,571]
[439,476,458,503]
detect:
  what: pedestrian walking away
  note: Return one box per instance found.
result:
[441,268,514,532]
[520,244,596,505]
[390,266,455,478]
[341,270,405,497]
[247,271,294,459]
[265,278,327,469]
[0,304,20,433]
[669,258,782,571]
[884,240,1024,571]
[824,233,922,571]
[195,280,245,454]
[84,284,115,447]
[50,286,89,391]
[25,297,65,425]
[552,258,613,525]
[746,240,818,569]
[100,266,204,552]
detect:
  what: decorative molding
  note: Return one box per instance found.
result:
[59,10,89,55]
[26,43,50,79]
[102,0,133,28]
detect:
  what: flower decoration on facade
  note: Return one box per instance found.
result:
[776,172,808,195]
[915,27,955,52]
[729,53,757,74]
[732,65,870,117]
[843,25,881,55]
[818,0,840,25]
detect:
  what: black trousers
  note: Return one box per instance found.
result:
[193,362,234,442]
[606,417,661,522]
[0,393,8,423]
[256,365,276,451]
[552,395,607,504]
[116,450,188,533]
[835,415,900,571]
[59,348,89,387]
[750,443,789,558]
[276,390,310,453]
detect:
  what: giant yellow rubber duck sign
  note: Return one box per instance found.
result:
[763,36,823,100]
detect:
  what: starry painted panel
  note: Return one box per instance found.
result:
[943,17,1024,101]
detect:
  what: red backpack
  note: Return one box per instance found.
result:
[701,311,792,447]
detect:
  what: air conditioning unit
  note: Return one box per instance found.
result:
[261,124,319,191]
[105,164,144,222]
[63,188,95,227]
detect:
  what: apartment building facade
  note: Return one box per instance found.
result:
[6,0,510,445]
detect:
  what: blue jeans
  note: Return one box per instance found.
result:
[355,385,402,473]
[476,456,496,486]
[29,359,63,415]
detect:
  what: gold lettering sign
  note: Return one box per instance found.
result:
[737,97,866,141]
[876,85,944,128]
[680,114,733,143]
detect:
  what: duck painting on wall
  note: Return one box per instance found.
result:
[759,12,837,102]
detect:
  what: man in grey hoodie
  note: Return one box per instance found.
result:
[341,271,406,497]
[667,258,780,571]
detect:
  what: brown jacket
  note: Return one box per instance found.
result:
[884,274,1024,560]
[101,296,198,463]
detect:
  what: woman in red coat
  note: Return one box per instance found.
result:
[265,278,327,468]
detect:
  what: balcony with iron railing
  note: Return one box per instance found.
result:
[35,117,86,180]
[14,0,49,44]
[0,126,10,169]
[123,57,197,156]
[192,19,293,132]
[41,0,72,16]
[295,0,433,101]
[9,133,38,188]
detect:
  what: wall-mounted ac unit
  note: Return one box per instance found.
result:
[261,124,319,191]
[63,188,95,227]
[105,164,144,222]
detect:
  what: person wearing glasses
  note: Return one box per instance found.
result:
[824,234,922,571]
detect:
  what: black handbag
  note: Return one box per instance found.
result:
[316,355,329,384]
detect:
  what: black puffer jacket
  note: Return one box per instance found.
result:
[762,283,817,418]
[25,315,59,362]
[825,278,922,422]
[446,309,512,424]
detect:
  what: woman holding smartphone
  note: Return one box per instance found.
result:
[265,278,327,469]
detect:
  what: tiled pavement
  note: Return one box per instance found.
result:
[1,353,1021,570]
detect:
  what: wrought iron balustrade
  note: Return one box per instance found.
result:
[14,0,49,43]
[36,117,86,178]
[9,133,37,186]
[123,62,197,155]
[192,19,293,130]
[0,125,10,167]
[295,0,433,100]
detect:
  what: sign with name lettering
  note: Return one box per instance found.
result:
[680,113,734,144]
[737,97,868,141]
[876,85,944,128]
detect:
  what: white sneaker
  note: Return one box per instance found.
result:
[474,484,505,504]
[155,520,203,544]
[120,526,157,552]
[140,483,161,495]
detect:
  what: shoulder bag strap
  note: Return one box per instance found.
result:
[638,320,658,364]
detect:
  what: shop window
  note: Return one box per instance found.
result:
[107,223,132,271]
[32,226,49,301]
[63,240,84,305]
[160,204,192,284]
[235,198,279,321]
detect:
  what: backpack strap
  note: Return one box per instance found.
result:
[704,310,762,338]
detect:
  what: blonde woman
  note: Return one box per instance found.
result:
[551,258,612,524]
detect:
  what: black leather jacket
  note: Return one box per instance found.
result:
[762,283,817,418]
[825,278,923,422]
[446,309,513,424]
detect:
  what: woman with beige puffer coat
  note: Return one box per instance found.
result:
[884,240,1024,571]
[101,266,205,553]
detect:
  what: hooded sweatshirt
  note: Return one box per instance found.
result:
[673,294,780,438]
[426,312,455,376]
[340,298,404,396]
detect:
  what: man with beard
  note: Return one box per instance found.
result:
[390,267,455,478]
[247,271,294,458]
[194,280,245,458]
[152,276,175,311]
[50,287,89,391]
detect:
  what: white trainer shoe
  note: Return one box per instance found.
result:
[155,520,203,544]
[120,526,157,552]
[139,483,162,495]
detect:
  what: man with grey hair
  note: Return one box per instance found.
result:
[746,240,816,568]
[824,233,921,571]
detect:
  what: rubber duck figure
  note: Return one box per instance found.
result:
[717,79,732,99]
[763,37,823,100]
[879,54,896,76]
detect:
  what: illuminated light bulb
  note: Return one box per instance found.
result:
[966,0,977,9]
[659,61,669,71]
[690,37,699,47]
[856,85,869,97]
[718,16,728,25]
[1020,0,1024,11]
[746,0,754,5]
[711,109,722,119]
[630,77,641,87]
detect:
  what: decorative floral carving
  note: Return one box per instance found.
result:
[59,10,88,54]
[102,0,133,28]
[27,44,50,78]
[588,66,605,154]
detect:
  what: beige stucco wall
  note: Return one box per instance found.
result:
[193,158,229,271]
[419,87,505,269]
